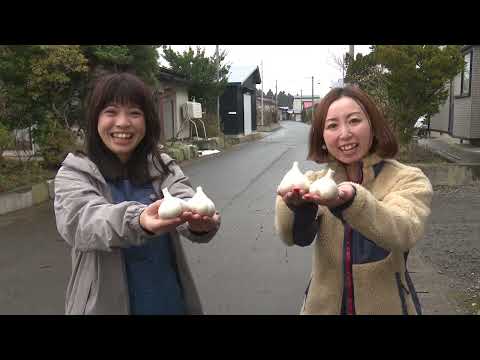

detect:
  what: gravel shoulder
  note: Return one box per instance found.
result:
[415,183,480,315]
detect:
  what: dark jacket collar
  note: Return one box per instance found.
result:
[326,152,385,186]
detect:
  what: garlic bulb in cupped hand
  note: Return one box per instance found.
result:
[308,168,338,200]
[187,186,216,217]
[277,161,310,194]
[158,188,185,219]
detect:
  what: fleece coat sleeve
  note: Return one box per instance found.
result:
[341,167,433,252]
[275,195,320,247]
[54,165,154,252]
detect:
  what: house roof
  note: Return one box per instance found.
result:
[157,66,190,85]
[256,96,276,105]
[293,95,321,100]
[228,65,261,85]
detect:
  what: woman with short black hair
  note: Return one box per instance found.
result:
[54,72,220,315]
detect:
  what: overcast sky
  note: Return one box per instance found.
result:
[158,45,372,98]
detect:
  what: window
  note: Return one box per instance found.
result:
[459,51,472,97]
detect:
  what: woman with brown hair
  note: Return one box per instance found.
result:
[54,72,221,314]
[275,85,432,315]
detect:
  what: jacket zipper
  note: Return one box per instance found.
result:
[345,226,355,315]
[395,272,409,315]
[344,167,362,315]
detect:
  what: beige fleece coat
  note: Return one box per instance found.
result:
[275,153,433,315]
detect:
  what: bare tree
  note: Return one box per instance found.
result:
[327,50,346,80]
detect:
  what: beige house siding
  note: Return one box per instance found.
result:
[174,87,190,140]
[157,85,190,143]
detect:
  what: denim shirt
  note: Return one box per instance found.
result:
[108,179,186,315]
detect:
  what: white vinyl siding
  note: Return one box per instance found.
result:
[433,46,480,139]
[454,73,462,96]
[470,47,480,138]
[452,96,471,138]
[430,82,450,132]
[461,52,472,96]
[243,93,252,135]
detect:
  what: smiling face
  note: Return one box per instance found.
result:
[97,103,146,163]
[323,96,373,165]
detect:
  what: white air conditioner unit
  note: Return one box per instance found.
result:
[182,101,202,120]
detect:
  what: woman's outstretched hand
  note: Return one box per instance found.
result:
[278,188,310,208]
[303,183,356,208]
[278,183,356,209]
[183,211,221,234]
[140,199,221,235]
[139,199,187,234]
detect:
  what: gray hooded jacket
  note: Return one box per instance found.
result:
[54,152,218,314]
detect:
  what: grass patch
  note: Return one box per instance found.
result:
[396,142,450,164]
[0,159,56,193]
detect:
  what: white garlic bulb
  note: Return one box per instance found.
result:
[308,168,338,200]
[277,161,310,194]
[158,188,185,219]
[179,198,189,212]
[187,186,216,217]
[305,169,326,184]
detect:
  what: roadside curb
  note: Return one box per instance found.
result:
[257,122,282,133]
[0,179,55,216]
[181,130,271,167]
[420,137,480,164]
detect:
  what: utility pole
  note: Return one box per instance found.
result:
[261,60,264,126]
[344,45,354,86]
[311,75,314,110]
[215,45,221,139]
[275,80,278,122]
[300,89,303,122]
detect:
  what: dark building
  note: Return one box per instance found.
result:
[220,65,261,135]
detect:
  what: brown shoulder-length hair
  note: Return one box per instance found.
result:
[308,85,398,163]
[83,72,170,184]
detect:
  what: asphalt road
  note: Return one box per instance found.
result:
[180,121,323,314]
[0,200,69,314]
